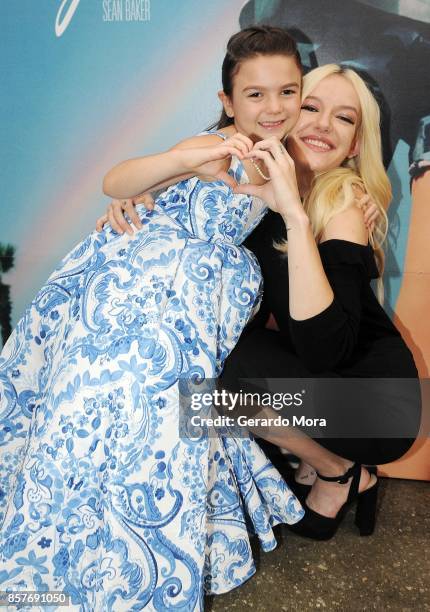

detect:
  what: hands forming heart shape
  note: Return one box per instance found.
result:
[221,132,303,219]
[96,131,379,235]
[95,133,304,234]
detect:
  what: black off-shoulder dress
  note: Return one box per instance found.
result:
[220,211,421,465]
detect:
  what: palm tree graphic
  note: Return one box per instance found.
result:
[0,243,15,346]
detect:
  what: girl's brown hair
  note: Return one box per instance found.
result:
[209,25,302,130]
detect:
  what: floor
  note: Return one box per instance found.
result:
[206,478,430,612]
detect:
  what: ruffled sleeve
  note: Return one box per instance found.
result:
[288,240,379,373]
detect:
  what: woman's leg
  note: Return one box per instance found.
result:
[220,328,414,517]
[224,384,376,518]
[222,328,418,465]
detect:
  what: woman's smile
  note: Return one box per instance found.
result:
[300,134,335,151]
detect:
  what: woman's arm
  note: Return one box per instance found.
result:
[239,138,367,319]
[236,137,369,372]
[248,211,369,373]
[287,204,368,320]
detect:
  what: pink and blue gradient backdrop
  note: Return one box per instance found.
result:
[0,1,416,325]
[1,0,246,323]
[1,1,429,477]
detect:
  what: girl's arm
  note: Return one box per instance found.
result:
[103,148,191,198]
[102,133,253,199]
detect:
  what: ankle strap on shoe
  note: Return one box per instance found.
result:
[317,464,357,484]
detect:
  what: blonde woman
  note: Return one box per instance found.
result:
[220,64,420,539]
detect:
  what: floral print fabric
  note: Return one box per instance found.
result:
[0,141,303,611]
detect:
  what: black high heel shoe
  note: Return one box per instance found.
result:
[288,477,312,502]
[287,463,378,540]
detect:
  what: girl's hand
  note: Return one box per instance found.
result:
[234,137,304,220]
[180,133,254,188]
[355,194,380,233]
[95,192,155,235]
[95,133,254,236]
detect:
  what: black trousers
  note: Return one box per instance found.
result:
[220,328,421,466]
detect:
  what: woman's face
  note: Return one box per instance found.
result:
[287,74,361,173]
[219,54,302,141]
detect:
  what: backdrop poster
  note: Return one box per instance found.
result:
[239,0,430,478]
[1,1,429,478]
[1,0,244,329]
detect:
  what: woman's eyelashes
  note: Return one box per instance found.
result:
[301,104,355,125]
[338,115,355,125]
[301,103,318,112]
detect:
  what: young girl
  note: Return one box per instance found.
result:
[0,27,305,611]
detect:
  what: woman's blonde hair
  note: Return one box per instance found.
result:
[278,64,390,302]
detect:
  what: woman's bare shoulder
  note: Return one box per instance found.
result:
[320,205,368,246]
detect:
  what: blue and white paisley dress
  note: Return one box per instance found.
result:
[0,132,303,611]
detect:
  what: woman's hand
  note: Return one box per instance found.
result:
[235,137,304,221]
[179,132,254,188]
[96,193,154,235]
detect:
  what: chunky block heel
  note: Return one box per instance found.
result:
[288,463,378,540]
[354,466,378,536]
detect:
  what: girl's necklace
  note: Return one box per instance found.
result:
[249,157,270,181]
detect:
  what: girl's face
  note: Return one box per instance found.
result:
[219,54,302,141]
[287,74,361,173]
